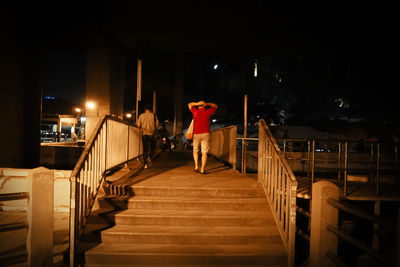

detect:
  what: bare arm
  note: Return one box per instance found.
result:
[188,101,205,110]
[205,102,218,109]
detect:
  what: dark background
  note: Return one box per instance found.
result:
[10,1,397,138]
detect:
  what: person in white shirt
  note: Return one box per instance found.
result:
[137,104,159,168]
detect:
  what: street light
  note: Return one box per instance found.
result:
[86,101,99,116]
[86,101,96,110]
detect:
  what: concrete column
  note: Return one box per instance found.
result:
[173,53,184,150]
[0,14,41,167]
[27,167,54,267]
[110,42,126,119]
[85,35,111,141]
[310,180,339,267]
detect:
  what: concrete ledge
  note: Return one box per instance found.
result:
[0,168,71,212]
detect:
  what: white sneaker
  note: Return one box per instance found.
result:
[147,158,152,168]
[144,164,148,169]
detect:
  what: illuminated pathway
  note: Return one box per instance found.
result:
[82,151,287,266]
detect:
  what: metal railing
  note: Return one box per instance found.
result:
[277,138,400,196]
[326,198,398,266]
[69,115,142,266]
[258,119,298,267]
[236,137,259,174]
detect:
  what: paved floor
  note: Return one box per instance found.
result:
[110,151,259,190]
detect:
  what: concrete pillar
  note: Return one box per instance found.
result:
[85,35,111,140]
[310,180,339,267]
[173,53,184,150]
[110,42,126,119]
[85,36,126,140]
[0,12,41,168]
[27,167,54,267]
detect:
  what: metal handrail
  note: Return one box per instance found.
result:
[258,119,298,267]
[69,115,142,267]
[326,197,397,266]
[277,138,399,196]
[327,198,395,230]
[327,224,394,266]
[0,192,29,201]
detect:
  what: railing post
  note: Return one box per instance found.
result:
[307,140,311,179]
[344,141,348,196]
[337,141,341,184]
[310,181,339,267]
[397,209,400,267]
[376,143,380,196]
[311,139,315,185]
[28,167,54,267]
[69,176,77,267]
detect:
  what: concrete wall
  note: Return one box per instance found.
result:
[0,168,71,212]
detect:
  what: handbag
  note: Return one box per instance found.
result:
[185,119,194,140]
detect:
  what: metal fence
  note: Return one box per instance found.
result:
[69,115,142,266]
[276,138,400,196]
[258,119,298,267]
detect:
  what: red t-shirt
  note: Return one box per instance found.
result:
[190,106,216,134]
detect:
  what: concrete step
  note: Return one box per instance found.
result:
[130,186,265,198]
[128,197,269,211]
[85,243,286,266]
[101,224,281,245]
[114,209,272,227]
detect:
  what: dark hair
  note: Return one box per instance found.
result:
[144,104,152,111]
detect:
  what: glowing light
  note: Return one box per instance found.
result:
[126,113,132,118]
[86,101,96,110]
[254,62,258,77]
[212,119,217,123]
[75,107,81,113]
[213,64,218,70]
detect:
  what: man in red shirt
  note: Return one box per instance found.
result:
[188,100,218,174]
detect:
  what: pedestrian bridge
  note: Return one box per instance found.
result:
[68,115,296,267]
[68,115,400,267]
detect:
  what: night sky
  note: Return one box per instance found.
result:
[12,1,397,128]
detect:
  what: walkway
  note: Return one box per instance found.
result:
[109,151,260,193]
[83,151,287,266]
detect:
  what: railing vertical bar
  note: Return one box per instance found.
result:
[338,141,341,184]
[269,141,273,196]
[278,164,282,222]
[87,151,92,217]
[94,137,98,201]
[268,140,271,189]
[311,139,315,185]
[307,140,311,178]
[285,172,290,241]
[370,143,374,184]
[80,163,86,233]
[272,151,277,205]
[376,143,380,196]
[344,142,348,196]
[69,174,77,267]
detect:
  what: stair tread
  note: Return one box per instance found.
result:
[102,225,280,236]
[116,209,272,218]
[129,196,268,203]
[86,243,286,256]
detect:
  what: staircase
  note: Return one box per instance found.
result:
[82,155,287,267]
